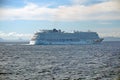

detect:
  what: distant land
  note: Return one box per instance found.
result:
[103,37,120,41]
[0,38,4,42]
[0,38,29,42]
[0,37,120,42]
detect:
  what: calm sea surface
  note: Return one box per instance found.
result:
[0,41,120,80]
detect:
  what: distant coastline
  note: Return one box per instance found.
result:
[0,38,29,42]
[103,37,120,41]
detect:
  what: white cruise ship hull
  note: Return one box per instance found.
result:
[30,39,103,45]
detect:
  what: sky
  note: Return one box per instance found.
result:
[0,0,120,40]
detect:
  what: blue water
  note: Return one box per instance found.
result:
[0,41,120,80]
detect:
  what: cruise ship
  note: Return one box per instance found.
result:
[30,29,103,45]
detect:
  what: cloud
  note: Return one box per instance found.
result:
[0,0,120,21]
[71,0,110,5]
[71,0,87,5]
[94,27,120,37]
[55,0,120,21]
[99,31,120,37]
[0,31,32,40]
[0,2,57,20]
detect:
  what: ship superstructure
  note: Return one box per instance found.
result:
[30,29,103,45]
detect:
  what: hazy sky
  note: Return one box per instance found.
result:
[0,0,120,40]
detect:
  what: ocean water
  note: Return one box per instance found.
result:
[0,41,120,80]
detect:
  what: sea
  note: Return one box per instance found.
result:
[0,41,120,80]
